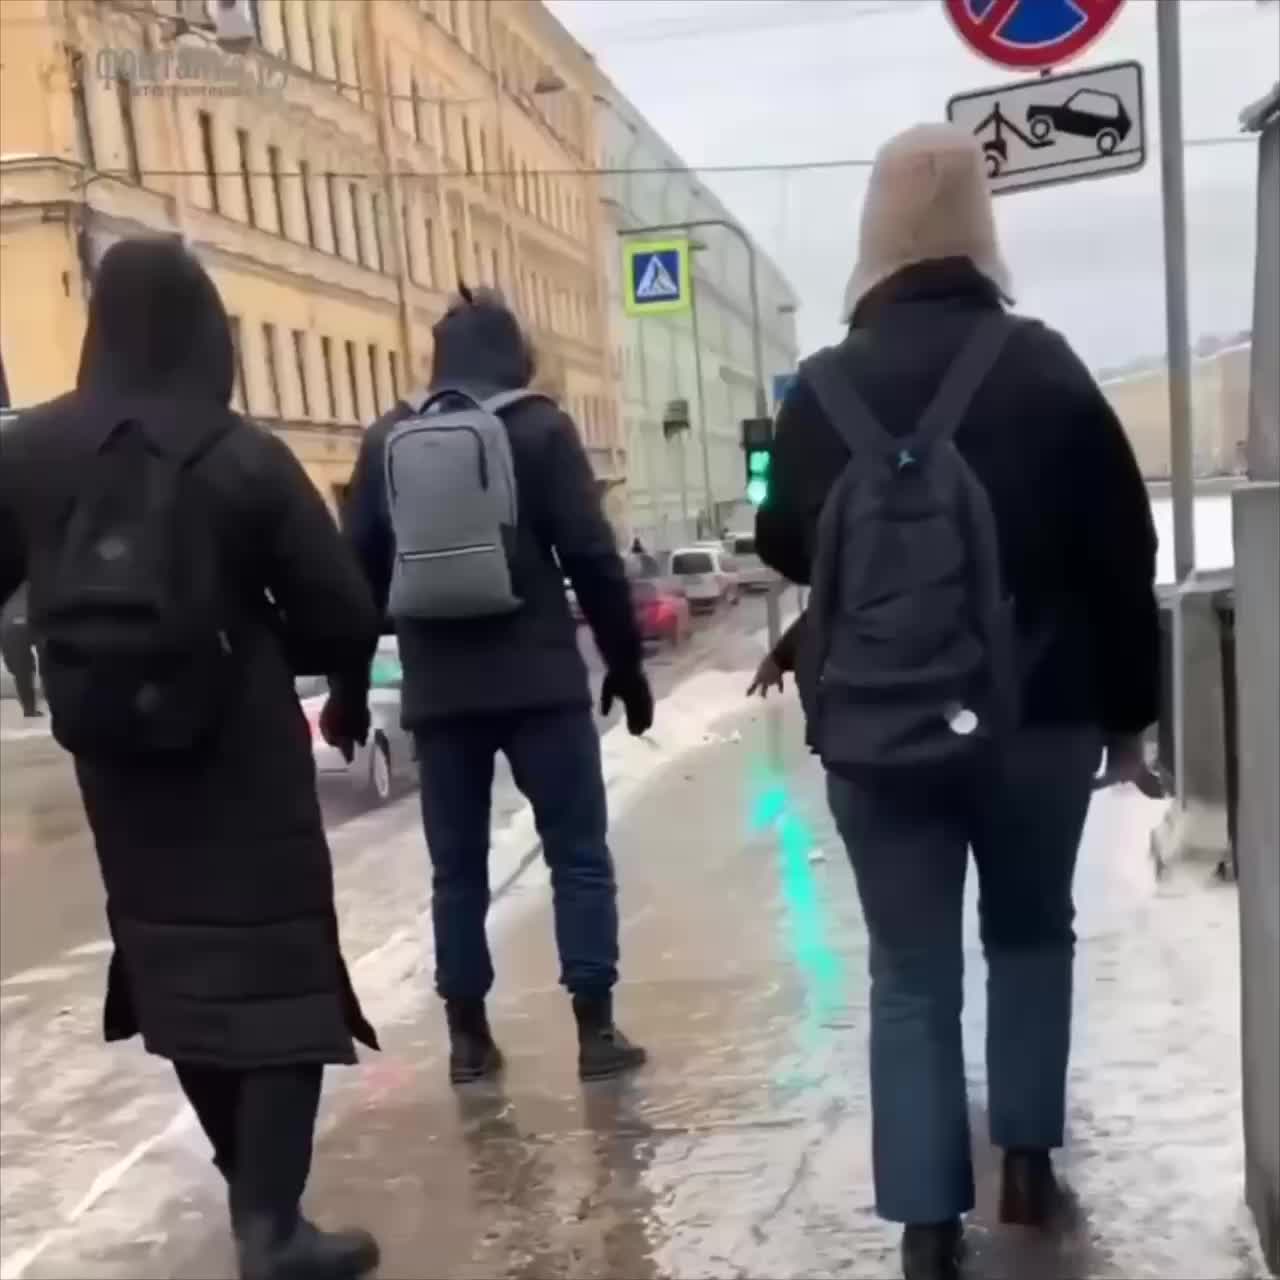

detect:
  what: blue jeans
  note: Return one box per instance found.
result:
[415,707,618,1002]
[826,726,1101,1225]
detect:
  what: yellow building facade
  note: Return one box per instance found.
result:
[0,0,621,513]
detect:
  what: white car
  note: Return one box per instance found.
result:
[724,532,774,591]
[295,636,415,805]
[669,546,739,612]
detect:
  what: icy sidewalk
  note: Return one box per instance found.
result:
[177,698,1263,1280]
[9,692,1265,1279]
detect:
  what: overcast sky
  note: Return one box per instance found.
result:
[548,0,1279,369]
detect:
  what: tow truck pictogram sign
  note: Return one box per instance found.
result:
[947,60,1146,195]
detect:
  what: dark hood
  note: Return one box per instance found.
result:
[76,237,234,405]
[428,296,533,398]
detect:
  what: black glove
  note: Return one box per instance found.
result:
[319,694,370,764]
[600,669,654,736]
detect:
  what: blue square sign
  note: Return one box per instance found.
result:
[623,239,690,315]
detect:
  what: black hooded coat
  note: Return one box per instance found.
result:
[342,295,641,723]
[0,238,379,1066]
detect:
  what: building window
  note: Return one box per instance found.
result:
[451,229,463,285]
[423,217,437,286]
[197,110,218,212]
[236,128,255,226]
[325,172,341,255]
[367,343,381,415]
[320,336,338,419]
[344,341,362,421]
[70,53,96,171]
[410,76,423,143]
[462,117,474,175]
[400,202,416,282]
[371,193,386,271]
[267,145,286,236]
[491,248,500,290]
[228,316,248,412]
[329,20,343,94]
[115,76,142,184]
[261,323,282,417]
[388,350,401,402]
[291,329,311,418]
[279,0,293,62]
[303,0,317,69]
[298,159,315,246]
[348,183,365,265]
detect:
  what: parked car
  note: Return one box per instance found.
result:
[670,546,738,612]
[631,577,691,649]
[296,636,415,806]
[1026,89,1132,154]
[566,552,658,625]
[724,532,774,591]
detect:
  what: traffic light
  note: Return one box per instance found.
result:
[740,417,773,507]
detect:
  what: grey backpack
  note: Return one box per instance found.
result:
[384,386,547,621]
[799,314,1019,774]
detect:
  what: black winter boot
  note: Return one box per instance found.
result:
[236,1214,380,1280]
[445,999,504,1085]
[572,993,647,1081]
[900,1221,964,1280]
[999,1148,1060,1227]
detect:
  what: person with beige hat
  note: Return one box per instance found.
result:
[755,124,1160,1279]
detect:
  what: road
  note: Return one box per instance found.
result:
[0,593,778,985]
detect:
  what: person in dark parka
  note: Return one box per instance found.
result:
[331,287,652,1086]
[0,238,381,1280]
[755,126,1160,1280]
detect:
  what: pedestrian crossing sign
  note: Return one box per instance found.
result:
[623,239,690,316]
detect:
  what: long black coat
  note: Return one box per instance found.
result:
[0,238,379,1067]
[757,258,1160,737]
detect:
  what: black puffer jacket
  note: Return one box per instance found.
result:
[342,297,641,723]
[756,259,1160,737]
[0,238,379,1067]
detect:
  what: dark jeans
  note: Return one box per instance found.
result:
[416,706,618,1001]
[1,621,38,717]
[175,1062,323,1231]
[826,726,1101,1224]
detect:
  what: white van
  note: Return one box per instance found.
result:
[669,546,738,612]
[724,532,773,591]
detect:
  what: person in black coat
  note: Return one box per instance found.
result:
[0,238,381,1280]
[330,286,652,1086]
[755,126,1160,1280]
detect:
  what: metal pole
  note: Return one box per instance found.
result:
[689,270,716,536]
[1157,1,1196,584]
[634,318,662,551]
[618,217,778,644]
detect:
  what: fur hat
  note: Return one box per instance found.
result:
[841,123,1013,323]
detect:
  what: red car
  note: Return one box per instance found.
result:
[632,578,691,649]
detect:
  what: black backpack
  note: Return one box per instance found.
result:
[38,416,235,761]
[798,313,1018,775]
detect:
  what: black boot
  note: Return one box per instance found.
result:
[999,1148,1059,1227]
[572,993,647,1081]
[900,1221,963,1280]
[236,1214,380,1280]
[445,999,504,1085]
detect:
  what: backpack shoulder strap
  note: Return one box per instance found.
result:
[402,386,484,417]
[910,313,1015,453]
[798,346,897,459]
[483,389,553,416]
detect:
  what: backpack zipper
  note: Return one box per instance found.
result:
[399,543,496,562]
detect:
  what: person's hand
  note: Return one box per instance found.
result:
[1093,732,1164,798]
[747,653,786,698]
[319,694,370,764]
[601,669,654,736]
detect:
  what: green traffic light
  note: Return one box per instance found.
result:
[747,476,769,506]
[748,450,770,477]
